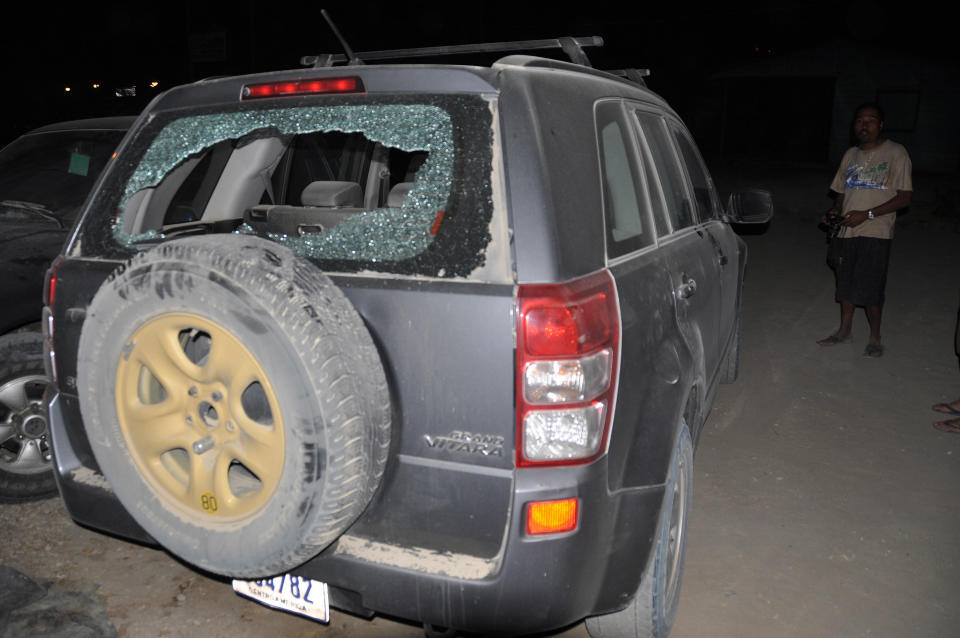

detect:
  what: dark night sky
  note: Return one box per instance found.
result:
[6,1,954,144]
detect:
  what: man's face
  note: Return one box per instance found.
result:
[854,108,883,146]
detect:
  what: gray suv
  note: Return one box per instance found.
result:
[42,37,771,637]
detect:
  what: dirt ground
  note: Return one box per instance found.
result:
[1,163,958,638]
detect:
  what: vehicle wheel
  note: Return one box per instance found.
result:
[718,301,742,384]
[77,235,391,578]
[585,424,693,638]
[0,331,57,502]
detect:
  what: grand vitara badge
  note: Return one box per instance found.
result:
[424,430,504,457]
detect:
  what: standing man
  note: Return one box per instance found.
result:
[817,103,912,357]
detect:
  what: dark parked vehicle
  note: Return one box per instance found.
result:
[42,38,771,637]
[0,117,131,501]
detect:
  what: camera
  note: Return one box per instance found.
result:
[821,210,845,238]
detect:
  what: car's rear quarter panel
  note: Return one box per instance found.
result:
[500,68,691,487]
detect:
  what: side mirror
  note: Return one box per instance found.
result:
[725,189,774,224]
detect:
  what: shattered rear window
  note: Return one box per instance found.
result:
[86,95,493,278]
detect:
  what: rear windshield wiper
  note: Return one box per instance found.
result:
[0,200,64,228]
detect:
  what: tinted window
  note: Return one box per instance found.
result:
[0,129,125,222]
[672,126,718,220]
[279,131,373,205]
[163,142,232,224]
[595,101,654,257]
[634,112,696,233]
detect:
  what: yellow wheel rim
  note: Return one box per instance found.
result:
[115,313,284,523]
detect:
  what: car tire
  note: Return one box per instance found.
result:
[77,235,391,577]
[585,423,693,638]
[0,331,57,502]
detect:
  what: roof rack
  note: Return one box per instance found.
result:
[301,36,604,69]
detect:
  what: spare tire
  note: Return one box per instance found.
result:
[77,235,390,578]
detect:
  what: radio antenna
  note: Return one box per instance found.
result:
[321,10,363,66]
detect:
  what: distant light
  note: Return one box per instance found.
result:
[64,86,71,93]
[149,81,159,88]
[92,83,101,89]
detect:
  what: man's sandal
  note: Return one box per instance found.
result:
[816,334,852,346]
[932,402,960,416]
[863,343,884,357]
[933,418,960,434]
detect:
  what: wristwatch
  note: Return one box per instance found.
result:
[867,210,875,219]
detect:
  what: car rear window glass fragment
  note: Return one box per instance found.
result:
[111,101,492,276]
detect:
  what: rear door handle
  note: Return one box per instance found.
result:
[676,275,697,299]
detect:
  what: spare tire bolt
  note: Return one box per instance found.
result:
[225,421,235,432]
[189,386,198,397]
[192,435,215,455]
[185,415,194,424]
[211,391,222,402]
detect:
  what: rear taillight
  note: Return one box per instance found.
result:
[43,255,64,310]
[516,270,619,467]
[241,76,364,100]
[42,256,65,383]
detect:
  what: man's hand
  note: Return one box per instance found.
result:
[822,208,837,224]
[841,210,870,227]
[839,190,910,228]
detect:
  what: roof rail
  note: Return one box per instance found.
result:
[607,68,652,86]
[301,36,604,69]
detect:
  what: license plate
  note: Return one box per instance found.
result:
[232,574,330,623]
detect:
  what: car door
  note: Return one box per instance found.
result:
[630,108,722,382]
[594,100,686,488]
[668,122,741,358]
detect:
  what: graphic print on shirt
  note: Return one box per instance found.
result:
[844,160,890,191]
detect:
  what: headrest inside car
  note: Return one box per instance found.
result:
[387,182,414,208]
[301,181,363,208]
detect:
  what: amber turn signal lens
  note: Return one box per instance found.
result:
[526,498,579,535]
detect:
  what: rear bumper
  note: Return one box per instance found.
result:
[47,387,665,635]
[46,390,157,544]
[304,463,665,634]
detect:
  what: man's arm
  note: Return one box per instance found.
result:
[829,191,845,215]
[841,190,912,227]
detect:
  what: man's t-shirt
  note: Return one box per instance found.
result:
[830,139,912,239]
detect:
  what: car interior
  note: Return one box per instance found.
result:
[120,130,426,241]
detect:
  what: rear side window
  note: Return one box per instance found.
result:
[595,101,654,258]
[88,96,495,278]
[633,111,696,234]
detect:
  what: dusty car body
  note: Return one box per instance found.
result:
[42,38,770,636]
